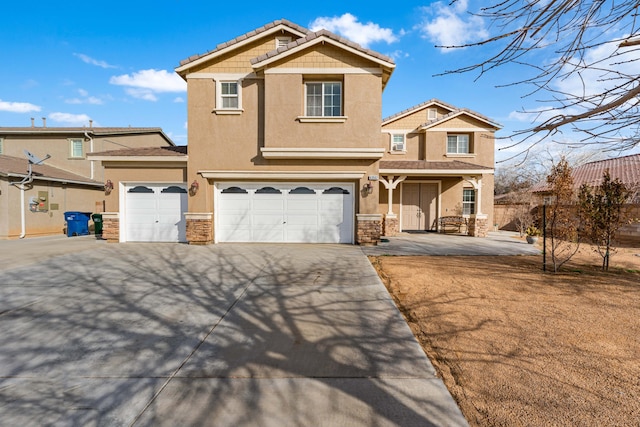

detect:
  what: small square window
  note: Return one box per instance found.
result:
[305,82,342,117]
[427,108,437,120]
[447,134,470,154]
[391,134,405,152]
[69,139,84,158]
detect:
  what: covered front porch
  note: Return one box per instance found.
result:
[377,160,494,238]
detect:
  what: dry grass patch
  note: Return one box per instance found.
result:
[372,252,640,426]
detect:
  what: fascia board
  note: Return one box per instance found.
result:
[176,24,307,74]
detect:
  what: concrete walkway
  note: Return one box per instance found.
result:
[362,231,541,256]
[0,237,468,426]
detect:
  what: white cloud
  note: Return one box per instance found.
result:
[173,97,185,103]
[125,88,158,102]
[110,69,186,93]
[49,112,92,126]
[309,13,398,47]
[0,99,41,113]
[74,53,117,69]
[65,89,104,105]
[387,50,410,61]
[418,0,488,50]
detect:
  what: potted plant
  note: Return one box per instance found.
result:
[525,226,540,244]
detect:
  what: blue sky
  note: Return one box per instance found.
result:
[2,1,637,162]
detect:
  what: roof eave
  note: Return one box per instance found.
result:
[251,35,396,71]
[379,168,494,176]
[175,23,308,76]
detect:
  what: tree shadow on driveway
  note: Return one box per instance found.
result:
[0,243,466,426]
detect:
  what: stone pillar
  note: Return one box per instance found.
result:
[356,214,382,245]
[383,214,399,237]
[467,214,488,237]
[101,212,119,243]
[185,213,214,245]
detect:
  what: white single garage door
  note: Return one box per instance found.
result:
[216,182,354,243]
[125,184,187,242]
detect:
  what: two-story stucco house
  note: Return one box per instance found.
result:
[95,19,499,245]
[0,124,174,239]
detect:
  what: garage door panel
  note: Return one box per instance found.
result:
[125,184,187,243]
[217,182,353,244]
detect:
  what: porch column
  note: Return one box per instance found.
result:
[379,175,406,236]
[463,176,488,237]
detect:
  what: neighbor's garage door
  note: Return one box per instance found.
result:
[125,184,187,242]
[216,182,354,243]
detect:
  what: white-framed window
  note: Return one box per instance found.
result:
[69,138,84,158]
[305,82,342,117]
[427,108,437,120]
[220,81,239,109]
[462,188,476,215]
[391,134,405,152]
[447,134,470,154]
[276,36,291,48]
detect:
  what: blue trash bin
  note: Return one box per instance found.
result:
[65,211,92,237]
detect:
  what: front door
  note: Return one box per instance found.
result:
[401,183,437,231]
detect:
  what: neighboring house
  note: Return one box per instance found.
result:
[0,125,175,239]
[94,19,499,245]
[530,153,640,245]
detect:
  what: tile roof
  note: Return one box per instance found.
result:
[90,145,187,157]
[382,99,458,123]
[250,29,395,67]
[0,155,102,186]
[380,160,493,171]
[0,127,175,145]
[382,99,501,129]
[178,19,310,68]
[531,153,640,192]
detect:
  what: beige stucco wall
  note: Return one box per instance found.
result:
[101,163,187,212]
[184,34,387,220]
[1,133,172,183]
[263,73,382,149]
[0,178,103,239]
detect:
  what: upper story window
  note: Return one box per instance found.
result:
[447,134,470,154]
[220,81,239,108]
[214,77,243,114]
[306,82,342,117]
[462,188,476,216]
[69,138,84,158]
[427,108,437,120]
[391,134,405,152]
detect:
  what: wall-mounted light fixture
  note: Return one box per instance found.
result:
[189,180,200,196]
[363,182,374,194]
[104,179,114,195]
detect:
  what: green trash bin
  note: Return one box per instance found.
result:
[91,213,103,236]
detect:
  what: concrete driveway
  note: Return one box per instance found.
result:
[0,236,467,426]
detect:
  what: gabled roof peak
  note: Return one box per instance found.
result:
[250,28,395,67]
[177,19,310,71]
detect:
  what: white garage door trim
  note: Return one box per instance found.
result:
[122,183,187,243]
[215,182,354,244]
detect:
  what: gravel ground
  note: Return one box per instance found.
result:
[372,247,640,427]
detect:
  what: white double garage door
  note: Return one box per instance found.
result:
[215,182,354,243]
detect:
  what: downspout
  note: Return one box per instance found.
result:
[84,131,94,180]
[10,166,35,239]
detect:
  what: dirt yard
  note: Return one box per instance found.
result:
[371,245,640,426]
